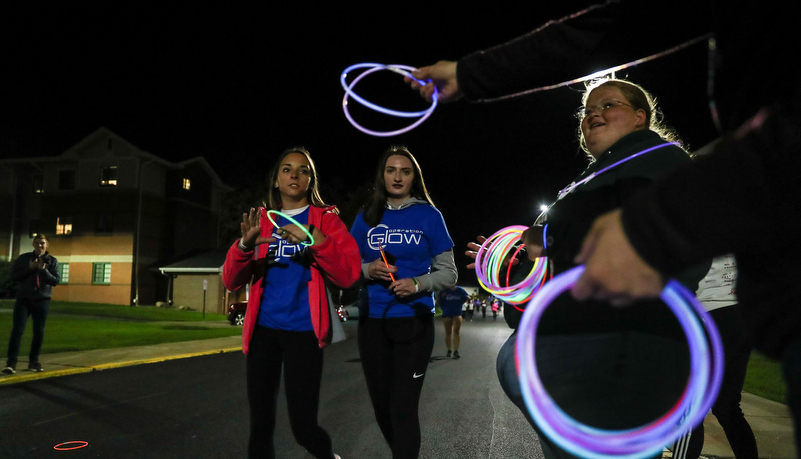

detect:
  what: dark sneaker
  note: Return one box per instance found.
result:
[2,365,15,375]
[453,351,460,359]
[446,350,452,358]
[28,362,44,372]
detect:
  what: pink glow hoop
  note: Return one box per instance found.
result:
[54,441,89,451]
[474,225,552,306]
[515,265,724,459]
[340,63,438,137]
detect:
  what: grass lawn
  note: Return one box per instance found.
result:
[743,351,787,404]
[0,299,242,355]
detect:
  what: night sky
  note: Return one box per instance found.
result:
[2,4,718,283]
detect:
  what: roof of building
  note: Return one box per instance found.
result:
[158,249,229,273]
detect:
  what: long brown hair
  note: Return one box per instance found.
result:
[362,145,434,227]
[263,147,333,212]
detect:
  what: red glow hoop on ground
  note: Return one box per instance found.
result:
[54,441,89,451]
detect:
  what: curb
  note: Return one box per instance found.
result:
[0,346,242,386]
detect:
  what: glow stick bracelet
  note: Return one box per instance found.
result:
[515,265,724,459]
[340,63,438,137]
[266,210,315,246]
[378,242,396,282]
[474,225,552,305]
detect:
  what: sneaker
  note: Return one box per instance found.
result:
[334,454,342,459]
[446,350,452,358]
[453,351,460,359]
[2,365,15,375]
[28,362,44,372]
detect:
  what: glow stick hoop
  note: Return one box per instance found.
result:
[340,63,438,137]
[54,441,89,451]
[474,225,552,306]
[515,265,724,459]
[266,210,314,246]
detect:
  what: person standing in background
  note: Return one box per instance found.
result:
[3,234,60,375]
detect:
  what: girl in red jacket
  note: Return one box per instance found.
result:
[223,147,361,459]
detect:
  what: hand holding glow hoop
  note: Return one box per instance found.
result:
[516,265,724,459]
[341,63,438,137]
[266,210,315,246]
[473,225,553,306]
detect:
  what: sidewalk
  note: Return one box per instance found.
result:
[0,335,796,459]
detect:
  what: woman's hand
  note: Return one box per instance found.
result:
[405,61,462,103]
[390,278,417,298]
[368,258,397,281]
[465,236,523,270]
[275,223,318,246]
[520,225,548,261]
[239,208,276,250]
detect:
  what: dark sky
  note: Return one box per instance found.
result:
[2,4,718,282]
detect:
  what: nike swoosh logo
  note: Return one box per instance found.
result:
[413,373,424,379]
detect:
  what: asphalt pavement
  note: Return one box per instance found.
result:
[0,316,796,458]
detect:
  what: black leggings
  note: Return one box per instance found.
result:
[672,305,758,459]
[358,315,435,459]
[246,326,334,459]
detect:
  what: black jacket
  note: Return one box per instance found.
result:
[11,251,60,299]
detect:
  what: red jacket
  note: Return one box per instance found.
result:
[223,205,361,353]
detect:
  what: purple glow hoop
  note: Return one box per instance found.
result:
[340,63,438,137]
[474,225,552,305]
[515,265,724,459]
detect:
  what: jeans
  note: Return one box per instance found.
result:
[6,297,49,366]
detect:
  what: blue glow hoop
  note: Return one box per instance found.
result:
[340,63,438,137]
[515,265,724,459]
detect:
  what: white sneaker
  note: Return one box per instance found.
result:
[2,366,15,375]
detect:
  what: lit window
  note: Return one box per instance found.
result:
[182,178,191,190]
[59,263,70,283]
[56,217,73,235]
[100,166,118,186]
[92,263,111,284]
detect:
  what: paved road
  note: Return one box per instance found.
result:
[0,317,544,458]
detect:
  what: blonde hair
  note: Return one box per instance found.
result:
[578,78,683,157]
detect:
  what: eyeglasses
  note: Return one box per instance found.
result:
[576,99,633,120]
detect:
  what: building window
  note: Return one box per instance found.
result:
[33,174,44,193]
[96,214,113,233]
[182,178,191,190]
[56,216,73,235]
[92,263,111,284]
[59,263,70,283]
[100,166,118,186]
[58,170,76,190]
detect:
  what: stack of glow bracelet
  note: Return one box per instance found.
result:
[340,63,438,137]
[515,265,724,459]
[474,224,553,308]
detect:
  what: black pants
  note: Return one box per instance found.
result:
[246,326,333,459]
[672,305,758,459]
[497,330,688,459]
[6,297,49,366]
[358,315,434,459]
